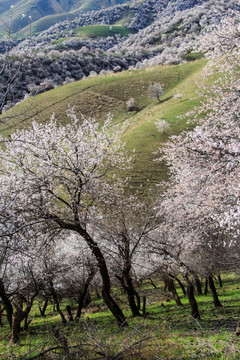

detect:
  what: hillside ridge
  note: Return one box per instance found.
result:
[0,0,129,33]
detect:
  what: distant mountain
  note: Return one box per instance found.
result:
[0,0,129,34]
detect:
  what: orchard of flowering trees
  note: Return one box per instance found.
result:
[152,10,240,318]
[0,8,239,349]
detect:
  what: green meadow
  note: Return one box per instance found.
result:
[74,24,135,38]
[1,273,240,359]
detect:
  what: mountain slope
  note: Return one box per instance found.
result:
[0,0,129,33]
[1,60,206,191]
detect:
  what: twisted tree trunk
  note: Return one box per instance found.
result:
[0,278,13,328]
[39,297,49,317]
[204,278,208,295]
[187,283,200,319]
[175,277,186,296]
[52,218,127,327]
[75,272,94,321]
[208,276,222,307]
[195,276,203,296]
[79,227,127,326]
[165,277,182,307]
[11,293,37,344]
[49,280,67,324]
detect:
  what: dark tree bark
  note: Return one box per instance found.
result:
[0,304,4,326]
[195,276,203,296]
[66,305,74,322]
[11,293,37,344]
[116,262,141,317]
[165,278,182,306]
[149,278,158,289]
[142,295,146,317]
[83,290,92,307]
[135,290,141,311]
[175,277,186,296]
[24,316,31,331]
[218,274,223,288]
[82,228,127,326]
[49,280,67,324]
[0,278,13,328]
[125,280,141,317]
[187,283,200,319]
[75,272,94,321]
[208,276,222,307]
[52,218,127,327]
[39,297,49,317]
[204,278,208,295]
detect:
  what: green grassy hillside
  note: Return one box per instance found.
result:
[0,0,131,35]
[74,24,135,38]
[0,59,207,191]
[18,5,133,37]
[51,24,135,44]
[18,13,76,37]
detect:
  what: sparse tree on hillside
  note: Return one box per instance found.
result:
[148,83,164,102]
[126,97,135,111]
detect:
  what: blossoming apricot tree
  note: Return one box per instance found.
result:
[0,109,131,326]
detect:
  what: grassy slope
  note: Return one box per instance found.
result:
[8,0,132,36]
[51,24,135,43]
[19,13,77,36]
[74,24,135,37]
[0,59,206,191]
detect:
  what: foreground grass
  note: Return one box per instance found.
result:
[1,274,240,359]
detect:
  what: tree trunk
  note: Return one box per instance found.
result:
[24,317,31,331]
[11,312,23,344]
[39,297,49,317]
[66,305,74,322]
[204,278,208,295]
[123,263,141,317]
[11,295,36,344]
[208,276,222,307]
[78,227,127,327]
[187,283,200,319]
[165,278,182,306]
[75,283,92,321]
[0,304,4,326]
[142,295,146,317]
[49,280,67,324]
[0,278,13,328]
[135,290,141,311]
[54,220,127,327]
[149,278,158,289]
[175,277,186,296]
[218,274,223,288]
[195,276,203,295]
[125,284,141,317]
[116,273,140,317]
